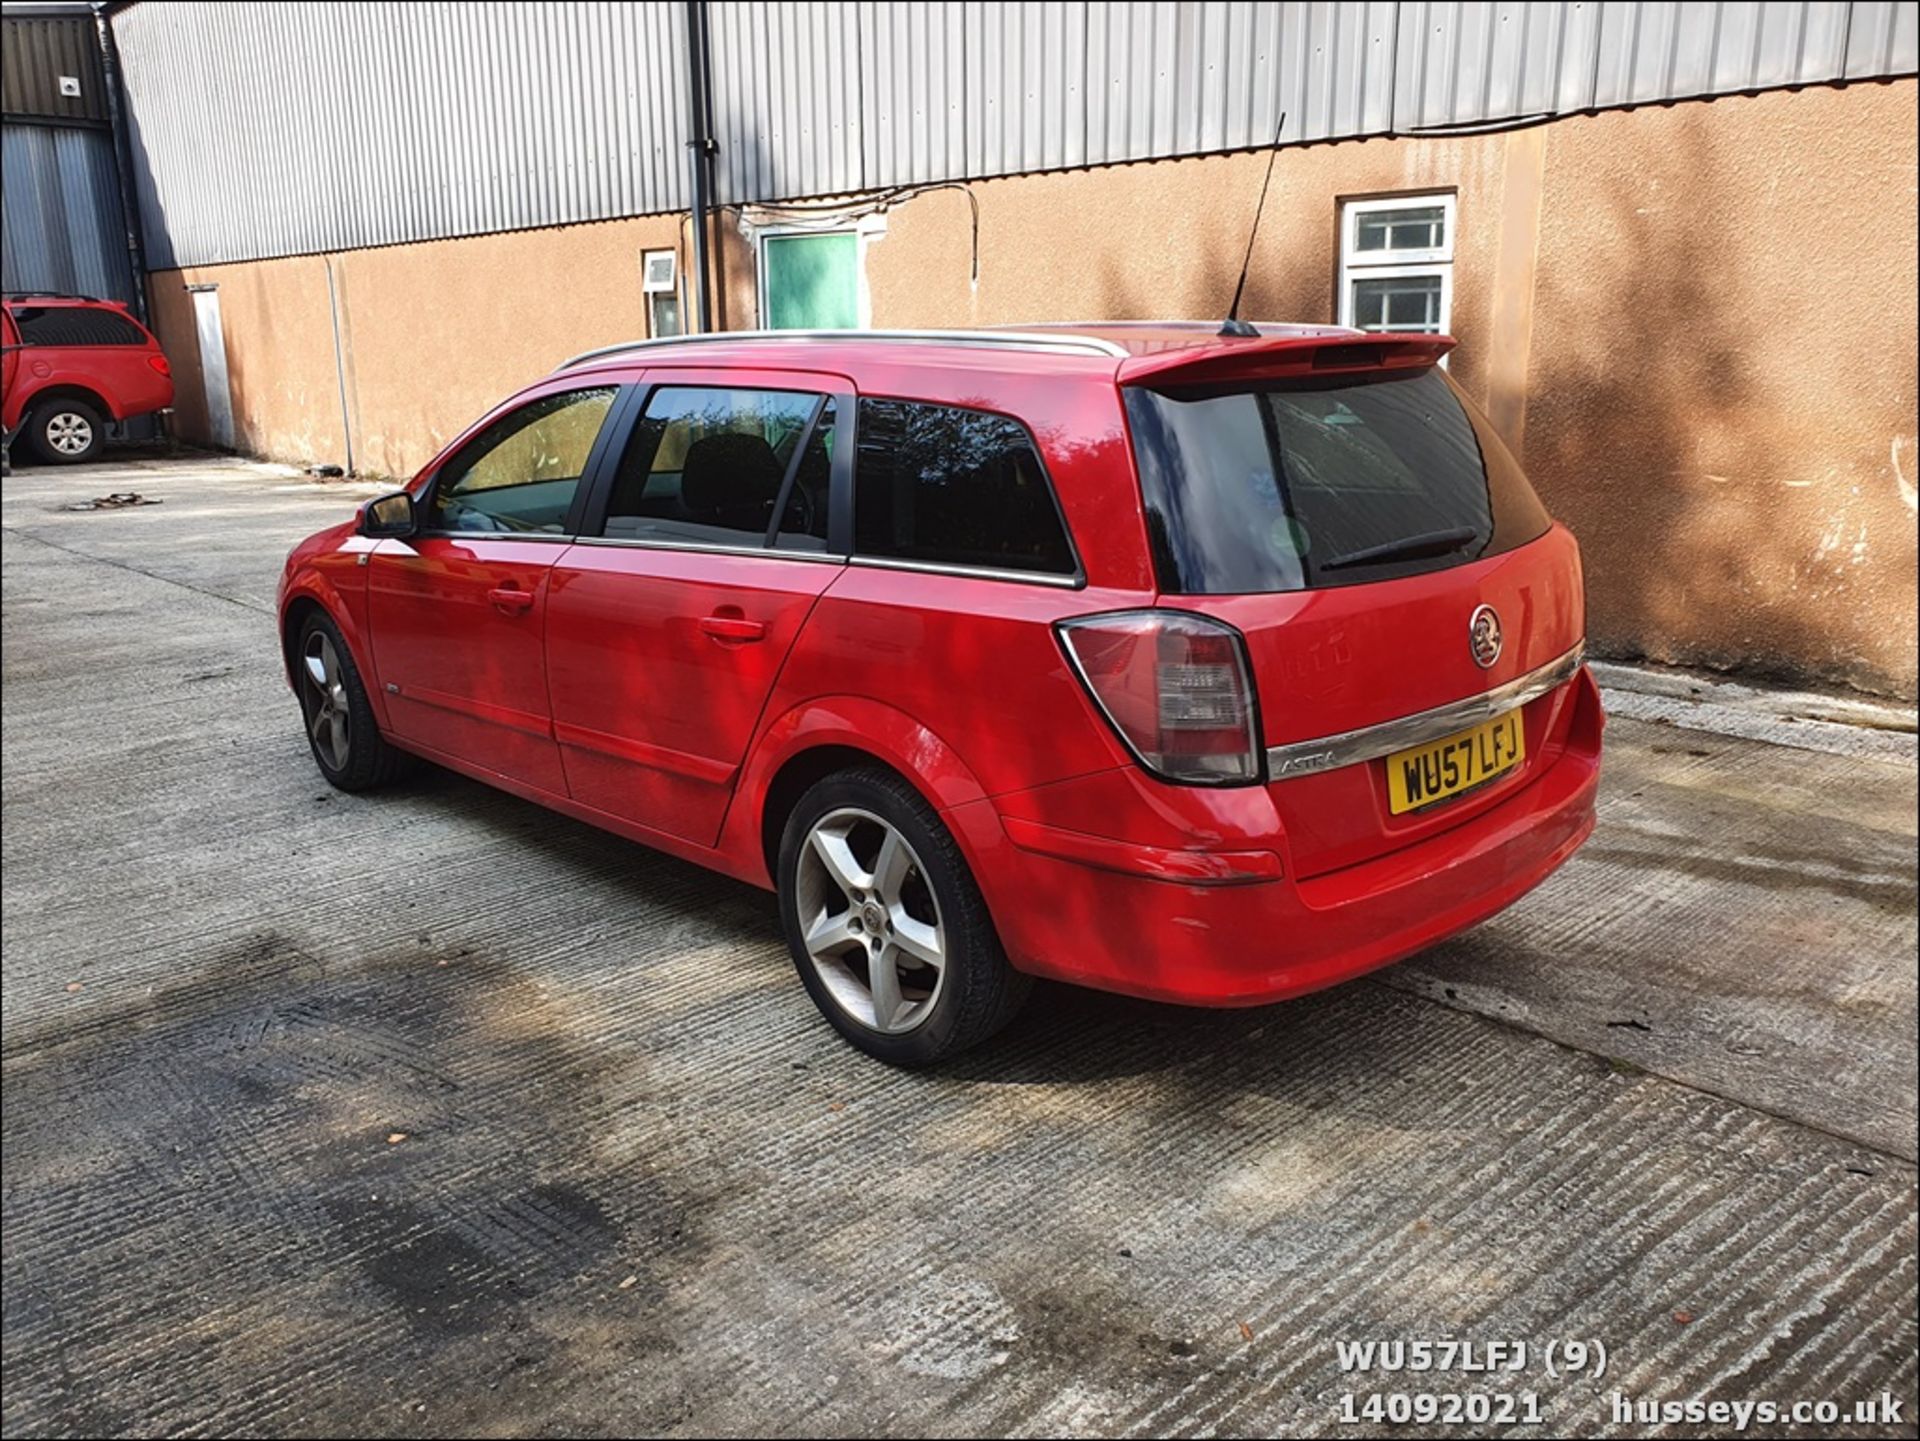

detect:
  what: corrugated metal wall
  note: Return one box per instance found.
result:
[710,2,864,205]
[114,0,690,269]
[1,122,139,303]
[1,13,110,125]
[114,0,1920,271]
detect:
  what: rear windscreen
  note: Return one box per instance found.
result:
[9,305,149,347]
[1124,367,1551,593]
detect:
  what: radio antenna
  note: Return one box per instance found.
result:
[1220,110,1288,338]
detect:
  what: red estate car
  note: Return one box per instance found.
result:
[1,293,175,464]
[277,323,1602,1064]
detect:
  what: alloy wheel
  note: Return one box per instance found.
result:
[46,412,94,456]
[302,632,351,770]
[795,806,947,1033]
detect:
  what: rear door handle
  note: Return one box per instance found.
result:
[699,614,768,643]
[488,585,536,615]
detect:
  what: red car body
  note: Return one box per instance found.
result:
[278,323,1600,1019]
[2,295,174,462]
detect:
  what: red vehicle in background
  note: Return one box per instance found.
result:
[276,322,1603,1065]
[1,293,174,465]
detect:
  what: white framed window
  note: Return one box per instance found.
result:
[641,248,682,338]
[753,212,886,331]
[1338,194,1455,340]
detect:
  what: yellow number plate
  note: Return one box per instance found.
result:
[1386,711,1526,814]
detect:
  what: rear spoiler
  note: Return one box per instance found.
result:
[1117,333,1454,388]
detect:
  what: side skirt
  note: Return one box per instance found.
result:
[386,734,773,892]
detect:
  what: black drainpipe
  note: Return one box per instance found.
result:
[93,3,150,324]
[684,0,717,333]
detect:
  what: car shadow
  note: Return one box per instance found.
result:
[379,759,1422,1097]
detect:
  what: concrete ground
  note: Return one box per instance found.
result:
[2,456,1915,1439]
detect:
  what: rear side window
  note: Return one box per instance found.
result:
[774,399,834,552]
[604,386,823,547]
[10,305,148,347]
[1124,367,1551,593]
[853,399,1075,576]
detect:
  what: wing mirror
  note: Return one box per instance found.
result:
[359,489,416,538]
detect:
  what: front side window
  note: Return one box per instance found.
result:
[10,305,148,346]
[603,386,824,547]
[1125,366,1551,593]
[853,400,1075,577]
[1338,195,1455,338]
[429,387,615,534]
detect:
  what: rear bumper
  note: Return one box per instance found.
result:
[950,667,1602,1007]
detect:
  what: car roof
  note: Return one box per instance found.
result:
[553,320,1371,384]
[1021,320,1361,354]
[3,293,130,309]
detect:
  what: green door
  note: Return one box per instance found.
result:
[762,232,859,330]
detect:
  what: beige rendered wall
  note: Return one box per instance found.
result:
[861,82,1918,695]
[147,212,750,480]
[146,80,1917,696]
[1526,85,1917,698]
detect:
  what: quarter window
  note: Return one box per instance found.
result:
[429,387,615,534]
[10,304,148,346]
[1338,195,1455,339]
[604,386,824,547]
[853,400,1075,577]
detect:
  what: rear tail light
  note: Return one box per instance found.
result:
[147,354,171,377]
[1057,610,1263,785]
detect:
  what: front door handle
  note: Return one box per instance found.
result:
[699,614,768,643]
[488,585,535,615]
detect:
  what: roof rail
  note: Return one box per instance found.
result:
[555,327,1128,373]
[3,290,102,303]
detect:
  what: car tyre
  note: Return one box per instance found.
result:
[26,398,105,465]
[778,766,1031,1065]
[297,610,409,792]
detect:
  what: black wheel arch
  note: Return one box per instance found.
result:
[280,596,328,691]
[759,745,938,884]
[25,385,115,426]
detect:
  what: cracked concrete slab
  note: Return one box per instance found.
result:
[1589,661,1917,765]
[3,457,1915,1438]
[1389,717,1918,1159]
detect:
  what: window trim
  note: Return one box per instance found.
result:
[1338,193,1456,342]
[568,534,847,564]
[846,553,1087,590]
[849,393,1087,589]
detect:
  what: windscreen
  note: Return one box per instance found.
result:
[1124,367,1551,593]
